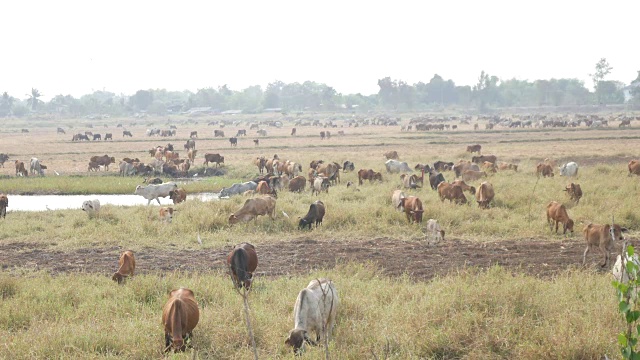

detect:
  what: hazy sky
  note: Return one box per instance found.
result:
[2,1,638,100]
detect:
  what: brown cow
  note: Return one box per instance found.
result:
[15,160,28,177]
[89,155,116,171]
[582,223,627,268]
[162,288,200,352]
[187,149,197,162]
[203,153,224,167]
[316,162,341,184]
[398,196,424,223]
[112,250,136,284]
[536,163,554,177]
[497,162,518,171]
[383,150,399,160]
[481,161,497,173]
[452,160,480,177]
[169,188,187,204]
[228,195,277,224]
[462,170,487,182]
[0,194,7,219]
[564,183,582,204]
[475,182,494,209]
[472,155,497,164]
[628,160,640,176]
[357,169,382,185]
[256,181,271,195]
[88,161,100,172]
[289,175,306,192]
[254,157,266,174]
[451,180,476,195]
[160,207,175,223]
[466,144,481,153]
[227,243,258,289]
[546,201,574,235]
[437,182,467,204]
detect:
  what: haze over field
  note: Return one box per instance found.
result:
[2,0,639,99]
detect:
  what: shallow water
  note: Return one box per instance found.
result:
[6,193,220,212]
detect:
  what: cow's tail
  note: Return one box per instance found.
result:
[231,249,249,286]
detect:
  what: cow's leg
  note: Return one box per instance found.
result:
[156,198,162,205]
[600,245,609,268]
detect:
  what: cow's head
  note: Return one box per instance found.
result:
[285,329,315,354]
[81,201,94,212]
[228,214,239,225]
[609,224,628,241]
[112,272,125,284]
[410,209,424,223]
[564,219,574,235]
[298,218,311,230]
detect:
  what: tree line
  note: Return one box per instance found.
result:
[1,60,638,117]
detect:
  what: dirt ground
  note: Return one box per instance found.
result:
[1,236,636,280]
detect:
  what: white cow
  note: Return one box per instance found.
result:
[385,159,412,174]
[426,219,445,243]
[391,190,406,211]
[285,279,339,354]
[30,158,44,176]
[559,162,579,177]
[81,199,101,216]
[134,182,178,205]
[613,253,640,284]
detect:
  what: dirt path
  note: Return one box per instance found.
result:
[1,237,635,280]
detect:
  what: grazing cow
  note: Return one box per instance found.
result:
[220,181,258,197]
[184,139,196,150]
[160,207,175,223]
[291,128,297,136]
[104,133,113,140]
[15,160,28,177]
[466,144,481,153]
[357,169,382,185]
[437,182,467,204]
[536,163,554,178]
[299,201,326,229]
[400,174,421,189]
[187,149,197,162]
[619,119,632,128]
[235,129,247,137]
[0,153,8,167]
[497,162,518,171]
[144,177,163,184]
[214,130,225,137]
[628,160,640,176]
[452,161,480,177]
[119,161,137,176]
[289,176,307,192]
[426,219,445,242]
[57,127,66,134]
[90,155,116,171]
[285,279,339,354]
[30,158,44,176]
[472,155,497,164]
[169,188,187,204]
[564,183,582,203]
[0,194,8,219]
[21,128,29,133]
[228,195,277,224]
[257,129,267,137]
[583,223,627,268]
[451,180,476,195]
[462,170,486,182]
[88,161,100,172]
[429,172,445,190]
[391,190,406,211]
[475,182,494,209]
[383,150,399,160]
[342,161,355,172]
[203,153,224,167]
[312,177,330,195]
[227,243,258,289]
[162,288,200,353]
[81,199,101,216]
[134,182,178,205]
[190,131,198,139]
[254,157,266,174]
[546,201,574,235]
[93,134,101,141]
[559,162,579,177]
[320,131,326,140]
[482,161,497,173]
[316,162,340,184]
[112,250,135,284]
[433,161,454,171]
[229,137,238,147]
[398,196,424,223]
[122,130,133,137]
[385,159,412,173]
[253,139,260,146]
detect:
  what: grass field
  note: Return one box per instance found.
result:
[1,112,639,358]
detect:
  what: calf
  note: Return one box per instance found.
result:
[536,163,554,177]
[398,196,424,223]
[466,144,481,153]
[497,162,518,171]
[546,201,574,235]
[582,223,627,268]
[426,219,445,242]
[81,199,101,216]
[227,243,258,289]
[229,137,238,147]
[289,176,307,192]
[169,188,187,204]
[0,194,8,219]
[475,182,494,209]
[437,182,467,204]
[285,279,339,354]
[299,201,326,230]
[312,177,330,195]
[15,160,28,177]
[391,190,406,211]
[160,207,175,223]
[564,183,582,204]
[629,160,640,176]
[162,288,200,353]
[112,250,135,284]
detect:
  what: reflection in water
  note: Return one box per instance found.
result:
[6,193,220,212]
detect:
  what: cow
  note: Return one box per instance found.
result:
[256,181,271,195]
[466,144,482,153]
[482,161,497,173]
[190,131,198,139]
[536,163,554,178]
[254,157,266,174]
[220,181,258,198]
[112,250,135,284]
[119,161,137,176]
[472,155,497,164]
[385,159,412,173]
[0,194,8,219]
[169,188,187,204]
[15,161,27,177]
[229,137,238,147]
[383,150,399,160]
[236,129,247,137]
[0,153,8,167]
[343,161,355,172]
[186,149,197,163]
[357,169,382,185]
[122,130,133,137]
[564,183,582,204]
[144,177,163,184]
[88,161,100,172]
[289,176,307,192]
[228,195,277,224]
[214,130,225,137]
[398,196,424,223]
[497,162,518,171]
[437,182,467,204]
[299,201,326,229]
[583,223,627,268]
[286,162,303,178]
[285,279,339,354]
[429,172,445,190]
[400,174,421,189]
[546,201,574,235]
[451,180,476,195]
[162,288,200,353]
[57,127,66,134]
[160,207,175,223]
[316,162,340,183]
[559,162,579,177]
[90,155,116,171]
[391,190,406,211]
[462,170,486,182]
[104,133,113,140]
[184,139,196,150]
[93,134,101,141]
[312,177,330,195]
[629,160,640,176]
[453,161,480,177]
[257,129,267,137]
[81,199,101,216]
[426,219,445,243]
[134,182,178,205]
[203,153,224,167]
[30,158,44,176]
[320,131,326,140]
[433,161,454,172]
[310,160,324,170]
[227,243,258,289]
[475,182,494,209]
[291,128,297,136]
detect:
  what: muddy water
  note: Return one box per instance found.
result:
[6,193,220,212]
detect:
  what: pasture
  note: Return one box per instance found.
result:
[1,112,639,358]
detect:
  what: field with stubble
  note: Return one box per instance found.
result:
[1,112,640,359]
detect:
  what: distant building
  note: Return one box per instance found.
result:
[263,108,282,113]
[183,107,215,115]
[221,109,243,115]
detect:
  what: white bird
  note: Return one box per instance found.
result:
[282,210,289,219]
[193,173,198,177]
[45,205,51,211]
[197,232,202,245]
[54,170,60,176]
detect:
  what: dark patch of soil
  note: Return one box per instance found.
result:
[1,237,637,280]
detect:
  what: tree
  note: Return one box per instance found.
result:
[129,90,154,111]
[25,88,43,111]
[377,77,399,109]
[590,58,613,104]
[0,92,14,116]
[473,71,498,111]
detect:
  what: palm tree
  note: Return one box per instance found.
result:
[0,92,14,115]
[26,88,43,110]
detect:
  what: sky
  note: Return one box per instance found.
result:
[1,0,638,101]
